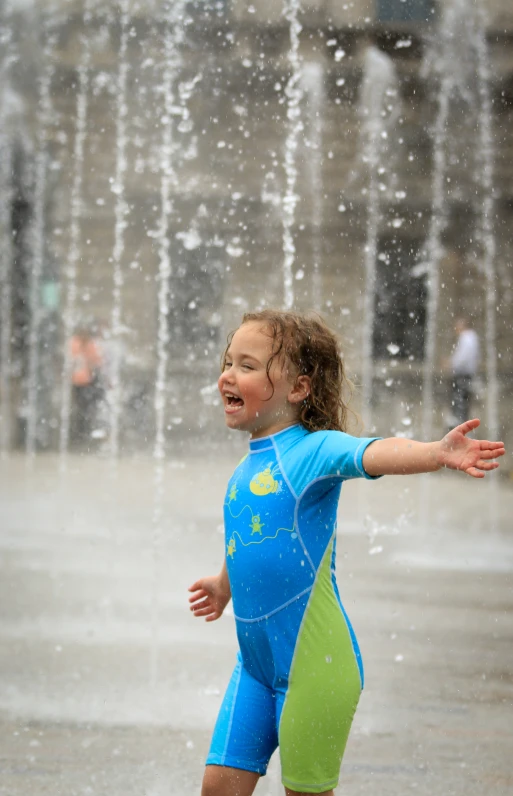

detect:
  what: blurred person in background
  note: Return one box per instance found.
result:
[69,324,104,445]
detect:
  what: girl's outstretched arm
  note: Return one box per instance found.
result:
[188,559,232,622]
[362,418,505,478]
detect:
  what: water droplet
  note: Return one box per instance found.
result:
[176,228,202,250]
[226,243,244,258]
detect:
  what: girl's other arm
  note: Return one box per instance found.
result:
[363,418,505,478]
[188,559,232,622]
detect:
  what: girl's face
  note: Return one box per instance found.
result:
[218,322,309,439]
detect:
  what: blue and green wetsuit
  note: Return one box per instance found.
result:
[206,424,380,793]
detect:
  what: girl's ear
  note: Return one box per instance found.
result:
[288,375,311,405]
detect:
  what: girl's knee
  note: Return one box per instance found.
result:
[201,765,259,796]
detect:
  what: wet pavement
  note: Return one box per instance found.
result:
[1,450,512,795]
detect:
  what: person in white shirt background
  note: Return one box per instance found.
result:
[447,317,480,426]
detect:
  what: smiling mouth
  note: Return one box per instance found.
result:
[225,393,244,409]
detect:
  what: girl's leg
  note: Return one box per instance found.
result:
[206,658,278,789]
[276,543,362,795]
[202,765,260,796]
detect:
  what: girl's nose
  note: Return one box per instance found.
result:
[218,370,231,391]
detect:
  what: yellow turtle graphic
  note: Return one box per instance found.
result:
[227,536,236,558]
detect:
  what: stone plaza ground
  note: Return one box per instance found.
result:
[1,448,512,795]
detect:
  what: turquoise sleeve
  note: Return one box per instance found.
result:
[276,429,382,498]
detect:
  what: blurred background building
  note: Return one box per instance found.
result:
[0,0,512,464]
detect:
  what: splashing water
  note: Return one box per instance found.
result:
[420,72,450,442]
[25,19,57,457]
[281,0,304,310]
[0,52,15,457]
[421,0,499,444]
[474,1,499,529]
[301,60,324,309]
[59,0,93,467]
[0,129,13,458]
[151,0,188,688]
[108,0,130,461]
[421,0,469,442]
[0,5,16,457]
[359,46,400,430]
[474,3,499,444]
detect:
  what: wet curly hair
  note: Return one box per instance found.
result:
[221,309,356,433]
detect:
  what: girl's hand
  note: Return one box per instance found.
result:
[438,418,505,478]
[188,574,232,622]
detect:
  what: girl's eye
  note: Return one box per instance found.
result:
[241,364,253,371]
[224,361,232,370]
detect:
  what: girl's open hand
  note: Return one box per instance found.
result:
[188,574,231,622]
[438,418,505,478]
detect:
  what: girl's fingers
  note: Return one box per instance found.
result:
[190,598,211,612]
[476,460,499,470]
[466,461,499,476]
[190,600,211,614]
[188,589,207,603]
[189,579,214,592]
[457,418,480,434]
[481,449,502,458]
[193,606,216,617]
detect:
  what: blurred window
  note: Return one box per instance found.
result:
[372,239,426,361]
[376,0,436,23]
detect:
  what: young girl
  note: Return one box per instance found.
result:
[189,309,505,796]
